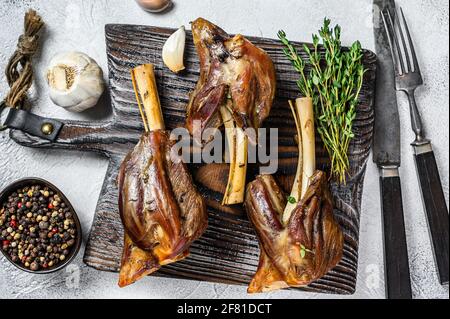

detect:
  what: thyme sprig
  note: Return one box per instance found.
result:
[278,19,365,184]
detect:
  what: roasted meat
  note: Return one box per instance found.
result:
[118,131,207,287]
[244,171,344,293]
[118,64,207,287]
[185,18,276,205]
[186,18,276,135]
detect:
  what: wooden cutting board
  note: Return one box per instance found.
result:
[10,24,376,294]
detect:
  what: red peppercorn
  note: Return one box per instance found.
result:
[52,227,58,234]
[2,240,10,247]
[48,203,54,209]
[43,263,48,268]
[17,202,22,209]
[10,220,17,228]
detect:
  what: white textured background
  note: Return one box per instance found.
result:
[0,0,448,299]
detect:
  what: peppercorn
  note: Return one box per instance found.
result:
[30,262,39,271]
[39,221,48,230]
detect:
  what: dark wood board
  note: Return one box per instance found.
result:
[10,24,377,294]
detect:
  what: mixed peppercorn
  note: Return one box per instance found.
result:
[0,184,77,271]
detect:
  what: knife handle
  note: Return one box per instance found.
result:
[413,144,449,285]
[380,167,412,299]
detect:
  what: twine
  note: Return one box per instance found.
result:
[4,9,44,109]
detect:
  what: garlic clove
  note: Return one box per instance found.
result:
[46,51,105,113]
[162,26,186,73]
[135,0,172,13]
[50,66,71,91]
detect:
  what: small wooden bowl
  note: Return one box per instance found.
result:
[0,178,82,274]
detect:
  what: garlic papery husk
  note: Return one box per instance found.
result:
[162,26,186,73]
[46,51,105,113]
[135,0,172,13]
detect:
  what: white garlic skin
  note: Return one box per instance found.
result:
[135,0,172,13]
[162,26,186,73]
[46,52,105,113]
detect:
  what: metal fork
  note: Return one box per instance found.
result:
[382,6,449,286]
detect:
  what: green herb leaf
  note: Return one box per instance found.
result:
[300,249,306,259]
[312,75,320,86]
[287,196,297,204]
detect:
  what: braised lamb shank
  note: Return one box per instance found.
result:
[186,18,276,205]
[244,98,344,293]
[118,65,207,287]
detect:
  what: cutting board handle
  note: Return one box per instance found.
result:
[9,119,126,156]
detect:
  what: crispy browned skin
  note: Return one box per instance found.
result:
[244,171,344,293]
[118,131,207,287]
[186,18,276,136]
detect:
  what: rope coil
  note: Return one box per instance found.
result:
[4,9,44,109]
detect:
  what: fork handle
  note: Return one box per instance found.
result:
[407,90,427,145]
[413,143,449,285]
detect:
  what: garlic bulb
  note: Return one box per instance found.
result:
[46,52,105,112]
[162,26,186,73]
[135,0,172,13]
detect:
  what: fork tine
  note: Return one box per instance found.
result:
[400,7,421,73]
[381,10,403,75]
[394,8,412,73]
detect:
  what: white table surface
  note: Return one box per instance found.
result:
[0,0,448,299]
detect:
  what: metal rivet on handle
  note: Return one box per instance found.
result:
[41,123,54,135]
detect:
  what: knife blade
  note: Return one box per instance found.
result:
[372,0,412,299]
[373,0,400,167]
